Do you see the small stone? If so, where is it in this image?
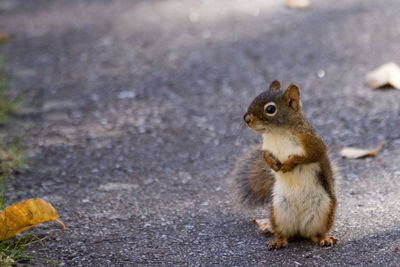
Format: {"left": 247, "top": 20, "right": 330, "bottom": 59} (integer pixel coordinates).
{"left": 117, "top": 91, "right": 136, "bottom": 99}
{"left": 178, "top": 171, "right": 192, "bottom": 181}
{"left": 346, "top": 173, "right": 357, "bottom": 180}
{"left": 90, "top": 94, "right": 100, "bottom": 101}
{"left": 184, "top": 224, "right": 194, "bottom": 230}
{"left": 143, "top": 178, "right": 153, "bottom": 185}
{"left": 317, "top": 69, "right": 326, "bottom": 78}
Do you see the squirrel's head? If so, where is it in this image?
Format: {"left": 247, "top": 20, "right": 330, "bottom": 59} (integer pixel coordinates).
{"left": 244, "top": 80, "right": 303, "bottom": 133}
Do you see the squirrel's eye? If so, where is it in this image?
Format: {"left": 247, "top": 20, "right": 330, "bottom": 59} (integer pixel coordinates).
{"left": 264, "top": 102, "right": 277, "bottom": 116}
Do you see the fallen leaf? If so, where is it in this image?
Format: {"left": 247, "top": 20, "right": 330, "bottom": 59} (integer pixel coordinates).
{"left": 366, "top": 62, "right": 400, "bottom": 89}
{"left": 285, "top": 0, "right": 310, "bottom": 9}
{"left": 0, "top": 198, "right": 65, "bottom": 240}
{"left": 339, "top": 141, "right": 384, "bottom": 159}
{"left": 0, "top": 33, "right": 10, "bottom": 43}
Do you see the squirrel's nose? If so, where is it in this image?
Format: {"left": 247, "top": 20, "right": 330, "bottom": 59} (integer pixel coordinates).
{"left": 244, "top": 113, "right": 253, "bottom": 124}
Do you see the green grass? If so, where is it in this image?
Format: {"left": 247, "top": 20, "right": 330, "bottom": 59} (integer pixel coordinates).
{"left": 0, "top": 143, "right": 31, "bottom": 266}
{"left": 0, "top": 237, "right": 32, "bottom": 266}
{"left": 0, "top": 57, "right": 20, "bottom": 124}
{"left": 0, "top": 143, "right": 30, "bottom": 266}
{"left": 0, "top": 143, "right": 27, "bottom": 206}
{"left": 0, "top": 144, "right": 26, "bottom": 175}
{"left": 0, "top": 54, "right": 32, "bottom": 266}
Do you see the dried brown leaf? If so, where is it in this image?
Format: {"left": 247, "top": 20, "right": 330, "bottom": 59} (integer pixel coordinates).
{"left": 366, "top": 62, "right": 400, "bottom": 89}
{"left": 0, "top": 198, "right": 65, "bottom": 240}
{"left": 339, "top": 141, "right": 384, "bottom": 159}
{"left": 285, "top": 0, "right": 310, "bottom": 9}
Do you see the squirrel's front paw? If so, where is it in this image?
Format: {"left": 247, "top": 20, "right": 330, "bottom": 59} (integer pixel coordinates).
{"left": 262, "top": 151, "right": 281, "bottom": 172}
{"left": 280, "top": 155, "right": 297, "bottom": 173}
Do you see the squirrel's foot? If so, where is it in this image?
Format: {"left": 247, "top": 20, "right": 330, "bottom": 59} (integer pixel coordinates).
{"left": 253, "top": 218, "right": 274, "bottom": 235}
{"left": 311, "top": 236, "right": 338, "bottom": 247}
{"left": 262, "top": 150, "right": 281, "bottom": 172}
{"left": 267, "top": 238, "right": 288, "bottom": 250}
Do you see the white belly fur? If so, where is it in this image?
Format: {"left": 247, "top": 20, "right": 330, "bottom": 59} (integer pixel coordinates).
{"left": 262, "top": 133, "right": 331, "bottom": 238}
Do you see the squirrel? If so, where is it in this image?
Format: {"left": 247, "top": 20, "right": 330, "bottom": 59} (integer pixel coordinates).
{"left": 232, "top": 80, "right": 337, "bottom": 250}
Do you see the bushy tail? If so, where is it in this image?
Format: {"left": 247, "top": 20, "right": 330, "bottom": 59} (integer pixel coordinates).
{"left": 230, "top": 145, "right": 275, "bottom": 206}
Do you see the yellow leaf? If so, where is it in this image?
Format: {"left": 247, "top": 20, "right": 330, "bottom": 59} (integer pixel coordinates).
{"left": 339, "top": 141, "right": 384, "bottom": 159}
{"left": 0, "top": 198, "right": 65, "bottom": 240}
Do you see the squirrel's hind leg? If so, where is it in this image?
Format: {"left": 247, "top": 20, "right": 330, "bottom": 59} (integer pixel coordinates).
{"left": 267, "top": 237, "right": 288, "bottom": 250}
{"left": 311, "top": 235, "right": 338, "bottom": 247}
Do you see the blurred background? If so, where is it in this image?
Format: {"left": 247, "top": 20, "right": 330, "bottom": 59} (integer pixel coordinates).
{"left": 0, "top": 0, "right": 400, "bottom": 265}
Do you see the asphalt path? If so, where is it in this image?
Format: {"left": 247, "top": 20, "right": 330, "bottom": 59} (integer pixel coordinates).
{"left": 1, "top": 0, "right": 400, "bottom": 265}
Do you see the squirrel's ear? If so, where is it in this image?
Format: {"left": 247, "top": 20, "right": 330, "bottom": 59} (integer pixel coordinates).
{"left": 283, "top": 84, "right": 300, "bottom": 111}
{"left": 269, "top": 80, "right": 282, "bottom": 90}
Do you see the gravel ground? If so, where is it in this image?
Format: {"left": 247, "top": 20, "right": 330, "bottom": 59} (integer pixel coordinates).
{"left": 1, "top": 0, "right": 400, "bottom": 266}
